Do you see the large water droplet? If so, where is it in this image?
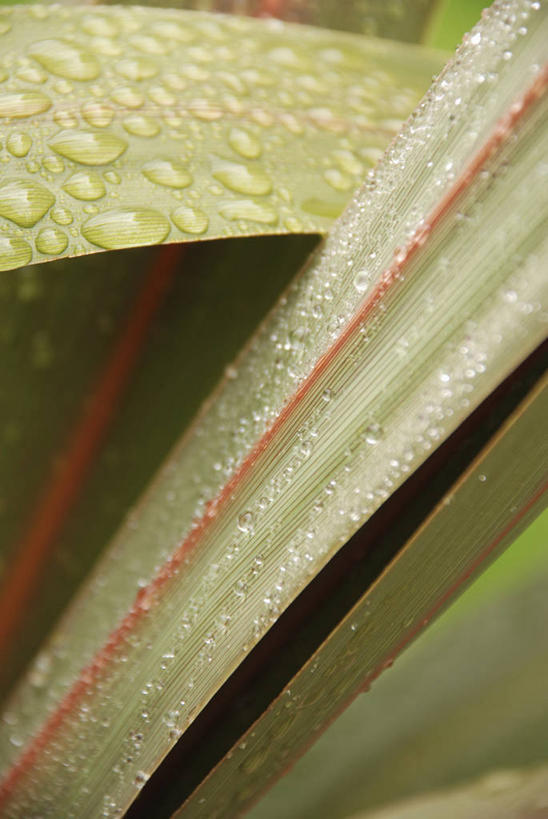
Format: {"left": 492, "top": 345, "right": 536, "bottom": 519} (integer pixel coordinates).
{"left": 218, "top": 199, "right": 277, "bottom": 225}
{"left": 28, "top": 39, "right": 100, "bottom": 82}
{"left": 82, "top": 208, "right": 170, "bottom": 249}
{"left": 0, "top": 179, "right": 54, "bottom": 227}
{"left": 0, "top": 236, "right": 32, "bottom": 271}
{"left": 6, "top": 132, "right": 32, "bottom": 157}
{"left": 212, "top": 157, "right": 272, "bottom": 196}
{"left": 171, "top": 206, "right": 208, "bottom": 234}
{"left": 123, "top": 115, "right": 160, "bottom": 138}
{"left": 324, "top": 168, "right": 352, "bottom": 191}
{"left": 63, "top": 171, "right": 106, "bottom": 201}
{"left": 228, "top": 127, "right": 262, "bottom": 159}
{"left": 50, "top": 130, "right": 127, "bottom": 165}
{"left": 35, "top": 226, "right": 68, "bottom": 255}
{"left": 142, "top": 159, "right": 192, "bottom": 189}
{"left": 115, "top": 57, "right": 158, "bottom": 81}
{"left": 0, "top": 91, "right": 51, "bottom": 118}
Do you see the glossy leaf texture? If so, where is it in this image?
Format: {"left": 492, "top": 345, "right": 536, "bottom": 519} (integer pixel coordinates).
{"left": 0, "top": 0, "right": 547, "bottom": 816}
{"left": 0, "top": 5, "right": 443, "bottom": 270}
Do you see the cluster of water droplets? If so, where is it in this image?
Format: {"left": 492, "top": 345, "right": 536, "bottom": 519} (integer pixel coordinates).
{"left": 0, "top": 5, "right": 437, "bottom": 270}
{"left": 1, "top": 1, "right": 547, "bottom": 816}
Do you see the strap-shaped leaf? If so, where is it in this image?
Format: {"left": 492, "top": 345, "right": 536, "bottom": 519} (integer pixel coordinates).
{"left": 0, "top": 0, "right": 546, "bottom": 816}
{"left": 0, "top": 5, "right": 443, "bottom": 270}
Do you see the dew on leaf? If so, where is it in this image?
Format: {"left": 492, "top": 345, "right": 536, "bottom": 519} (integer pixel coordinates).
{"left": 123, "top": 115, "right": 161, "bottom": 138}
{"left": 212, "top": 157, "right": 272, "bottom": 196}
{"left": 28, "top": 39, "right": 101, "bottom": 82}
{"left": 81, "top": 101, "right": 114, "bottom": 128}
{"left": 171, "top": 205, "right": 209, "bottom": 234}
{"left": 218, "top": 198, "right": 278, "bottom": 225}
{"left": 6, "top": 132, "right": 32, "bottom": 157}
{"left": 0, "top": 179, "right": 54, "bottom": 227}
{"left": 82, "top": 207, "right": 170, "bottom": 249}
{"left": 228, "top": 127, "right": 262, "bottom": 159}
{"left": 35, "top": 226, "right": 68, "bottom": 255}
{"left": 50, "top": 205, "right": 73, "bottom": 225}
{"left": 111, "top": 85, "right": 145, "bottom": 109}
{"left": 115, "top": 57, "right": 159, "bottom": 81}
{"left": 49, "top": 130, "right": 128, "bottom": 165}
{"left": 0, "top": 90, "right": 51, "bottom": 118}
{"left": 0, "top": 236, "right": 32, "bottom": 271}
{"left": 63, "top": 171, "right": 106, "bottom": 201}
{"left": 142, "top": 159, "right": 192, "bottom": 189}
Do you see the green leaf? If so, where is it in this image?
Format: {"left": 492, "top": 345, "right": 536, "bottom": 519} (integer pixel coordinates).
{"left": 0, "top": 5, "right": 443, "bottom": 269}
{"left": 0, "top": 1, "right": 546, "bottom": 816}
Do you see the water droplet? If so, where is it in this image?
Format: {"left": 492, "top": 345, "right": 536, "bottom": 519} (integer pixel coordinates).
{"left": 0, "top": 236, "right": 32, "bottom": 271}
{"left": 111, "top": 85, "right": 144, "bottom": 109}
{"left": 116, "top": 57, "right": 158, "bottom": 81}
{"left": 353, "top": 269, "right": 370, "bottom": 292}
{"left": 142, "top": 159, "right": 192, "bottom": 189}
{"left": 228, "top": 127, "right": 262, "bottom": 159}
{"left": 218, "top": 199, "right": 277, "bottom": 225}
{"left": 134, "top": 771, "right": 149, "bottom": 789}
{"left": 16, "top": 65, "right": 48, "bottom": 84}
{"left": 363, "top": 423, "right": 384, "bottom": 445}
{"left": 64, "top": 171, "right": 106, "bottom": 201}
{"left": 6, "top": 132, "right": 32, "bottom": 157}
{"left": 0, "top": 179, "right": 54, "bottom": 227}
{"left": 171, "top": 206, "right": 209, "bottom": 234}
{"left": 42, "top": 155, "right": 64, "bottom": 174}
{"left": 28, "top": 39, "right": 100, "bottom": 82}
{"left": 212, "top": 157, "right": 272, "bottom": 196}
{"left": 0, "top": 91, "right": 51, "bottom": 118}
{"left": 324, "top": 168, "right": 353, "bottom": 191}
{"left": 51, "top": 205, "right": 73, "bottom": 225}
{"left": 82, "top": 208, "right": 170, "bottom": 249}
{"left": 103, "top": 169, "right": 120, "bottom": 185}
{"left": 50, "top": 130, "right": 127, "bottom": 165}
{"left": 123, "top": 115, "right": 160, "bottom": 138}
{"left": 35, "top": 226, "right": 68, "bottom": 255}
{"left": 81, "top": 14, "right": 120, "bottom": 38}
{"left": 81, "top": 101, "right": 114, "bottom": 128}
{"left": 148, "top": 85, "right": 176, "bottom": 107}
{"left": 237, "top": 511, "right": 254, "bottom": 534}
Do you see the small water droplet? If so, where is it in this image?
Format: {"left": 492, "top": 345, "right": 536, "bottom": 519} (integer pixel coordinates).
{"left": 64, "top": 171, "right": 106, "bottom": 201}
{"left": 237, "top": 511, "right": 254, "bottom": 534}
{"left": 353, "top": 269, "right": 370, "bottom": 292}
{"left": 116, "top": 57, "right": 158, "bottom": 81}
{"left": 142, "top": 159, "right": 192, "bottom": 189}
{"left": 363, "top": 423, "right": 384, "bottom": 445}
{"left": 134, "top": 771, "right": 149, "bottom": 789}
{"left": 218, "top": 199, "right": 277, "bottom": 225}
{"left": 82, "top": 207, "right": 170, "bottom": 250}
{"left": 6, "top": 132, "right": 32, "bottom": 157}
{"left": 35, "top": 226, "right": 68, "bottom": 255}
{"left": 51, "top": 205, "right": 73, "bottom": 225}
{"left": 111, "top": 85, "right": 145, "bottom": 109}
{"left": 212, "top": 157, "right": 272, "bottom": 196}
{"left": 123, "top": 115, "right": 160, "bottom": 138}
{"left": 171, "top": 205, "right": 209, "bottom": 234}
{"left": 228, "top": 127, "right": 262, "bottom": 159}
{"left": 81, "top": 101, "right": 114, "bottom": 128}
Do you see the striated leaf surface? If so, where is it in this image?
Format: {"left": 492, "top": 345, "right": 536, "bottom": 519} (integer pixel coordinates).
{"left": 0, "top": 5, "right": 443, "bottom": 270}
{"left": 0, "top": 0, "right": 546, "bottom": 816}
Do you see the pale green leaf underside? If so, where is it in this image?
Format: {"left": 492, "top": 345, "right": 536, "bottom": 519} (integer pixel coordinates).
{"left": 0, "top": 5, "right": 443, "bottom": 271}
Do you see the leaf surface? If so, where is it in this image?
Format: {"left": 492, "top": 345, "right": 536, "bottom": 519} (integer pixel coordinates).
{"left": 0, "top": 5, "right": 443, "bottom": 270}
{"left": 0, "top": 0, "right": 546, "bottom": 816}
